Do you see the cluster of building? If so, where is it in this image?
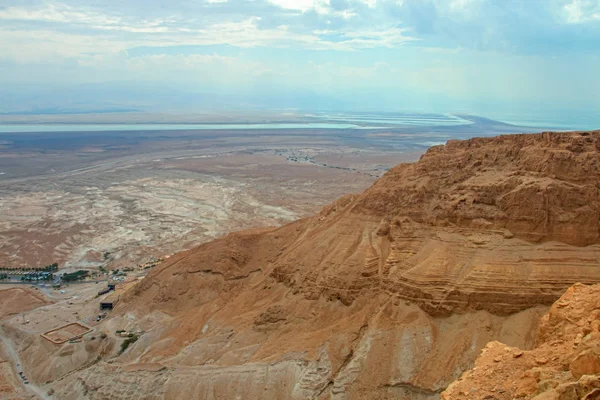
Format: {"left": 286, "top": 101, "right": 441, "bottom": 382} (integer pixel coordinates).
{"left": 98, "top": 279, "right": 140, "bottom": 310}
{"left": 20, "top": 271, "right": 55, "bottom": 282}
{"left": 138, "top": 257, "right": 164, "bottom": 270}
{"left": 97, "top": 283, "right": 116, "bottom": 296}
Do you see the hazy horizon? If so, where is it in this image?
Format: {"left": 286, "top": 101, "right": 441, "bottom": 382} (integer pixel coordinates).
{"left": 1, "top": 0, "right": 599, "bottom": 128}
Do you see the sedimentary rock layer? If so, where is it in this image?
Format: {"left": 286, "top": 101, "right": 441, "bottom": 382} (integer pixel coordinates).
{"left": 441, "top": 283, "right": 600, "bottom": 399}
{"left": 48, "top": 131, "right": 600, "bottom": 399}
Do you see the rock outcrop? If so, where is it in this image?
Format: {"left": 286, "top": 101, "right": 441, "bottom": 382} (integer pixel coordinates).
{"left": 270, "top": 131, "right": 600, "bottom": 315}
{"left": 48, "top": 131, "right": 600, "bottom": 399}
{"left": 355, "top": 132, "right": 600, "bottom": 246}
{"left": 441, "top": 283, "right": 600, "bottom": 400}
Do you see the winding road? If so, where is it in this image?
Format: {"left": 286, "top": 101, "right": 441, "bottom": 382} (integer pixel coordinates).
{"left": 0, "top": 325, "right": 51, "bottom": 399}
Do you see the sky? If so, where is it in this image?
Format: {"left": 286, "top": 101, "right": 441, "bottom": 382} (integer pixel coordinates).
{"left": 0, "top": 0, "right": 599, "bottom": 124}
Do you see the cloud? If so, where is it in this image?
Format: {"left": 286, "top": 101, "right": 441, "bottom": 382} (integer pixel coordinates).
{"left": 123, "top": 53, "right": 272, "bottom": 87}
{"left": 0, "top": 0, "right": 598, "bottom": 119}
{"left": 0, "top": 0, "right": 416, "bottom": 61}
{"left": 268, "top": 0, "right": 331, "bottom": 14}
{"left": 562, "top": 0, "right": 600, "bottom": 23}
{"left": 0, "top": 2, "right": 119, "bottom": 25}
{"left": 0, "top": 2, "right": 181, "bottom": 34}
{"left": 357, "top": 0, "right": 377, "bottom": 8}
{"left": 266, "top": 0, "right": 370, "bottom": 19}
{"left": 339, "top": 27, "right": 417, "bottom": 47}
{"left": 448, "top": 0, "right": 480, "bottom": 12}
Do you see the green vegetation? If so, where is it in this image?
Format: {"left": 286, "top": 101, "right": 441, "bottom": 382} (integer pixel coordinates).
{"left": 0, "top": 273, "right": 8, "bottom": 280}
{"left": 0, "top": 262, "right": 58, "bottom": 273}
{"left": 43, "top": 263, "right": 59, "bottom": 272}
{"left": 119, "top": 334, "right": 139, "bottom": 354}
{"left": 62, "top": 270, "right": 89, "bottom": 282}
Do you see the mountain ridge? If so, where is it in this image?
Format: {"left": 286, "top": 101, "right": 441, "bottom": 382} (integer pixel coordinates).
{"left": 47, "top": 130, "right": 600, "bottom": 399}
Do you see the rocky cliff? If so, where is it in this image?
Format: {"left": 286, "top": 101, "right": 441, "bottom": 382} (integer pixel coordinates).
{"left": 441, "top": 283, "right": 600, "bottom": 400}
{"left": 49, "top": 131, "right": 600, "bottom": 399}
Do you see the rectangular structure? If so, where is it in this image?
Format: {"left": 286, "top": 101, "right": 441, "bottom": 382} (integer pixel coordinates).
{"left": 41, "top": 322, "right": 93, "bottom": 344}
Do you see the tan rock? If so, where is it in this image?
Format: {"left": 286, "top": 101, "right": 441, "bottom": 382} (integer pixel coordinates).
{"left": 538, "top": 379, "right": 560, "bottom": 392}
{"left": 516, "top": 376, "right": 538, "bottom": 397}
{"left": 502, "top": 229, "right": 515, "bottom": 239}
{"left": 583, "top": 388, "right": 600, "bottom": 400}
{"left": 533, "top": 390, "right": 560, "bottom": 400}
{"left": 555, "top": 382, "right": 585, "bottom": 400}
{"left": 570, "top": 349, "right": 600, "bottom": 379}
{"left": 442, "top": 284, "right": 600, "bottom": 400}
{"left": 513, "top": 350, "right": 524, "bottom": 358}
{"left": 30, "top": 131, "right": 600, "bottom": 400}
{"left": 579, "top": 375, "right": 600, "bottom": 388}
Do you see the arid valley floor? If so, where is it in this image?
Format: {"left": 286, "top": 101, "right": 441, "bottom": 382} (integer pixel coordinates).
{"left": 0, "top": 113, "right": 523, "bottom": 271}
{"left": 0, "top": 131, "right": 400, "bottom": 271}
{"left": 1, "top": 114, "right": 581, "bottom": 400}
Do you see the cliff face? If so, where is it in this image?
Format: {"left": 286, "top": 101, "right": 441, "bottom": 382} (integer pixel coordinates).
{"left": 269, "top": 131, "right": 600, "bottom": 316}
{"left": 354, "top": 131, "right": 600, "bottom": 246}
{"left": 441, "top": 283, "right": 600, "bottom": 400}
{"left": 50, "top": 131, "right": 600, "bottom": 399}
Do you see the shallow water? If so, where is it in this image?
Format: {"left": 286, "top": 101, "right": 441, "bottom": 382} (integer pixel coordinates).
{"left": 0, "top": 123, "right": 362, "bottom": 133}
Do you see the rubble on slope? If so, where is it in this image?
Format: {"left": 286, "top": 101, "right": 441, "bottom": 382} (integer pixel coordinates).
{"left": 442, "top": 283, "right": 600, "bottom": 400}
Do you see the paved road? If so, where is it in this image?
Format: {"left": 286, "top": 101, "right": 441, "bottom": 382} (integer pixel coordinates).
{"left": 0, "top": 325, "right": 51, "bottom": 399}
{"left": 0, "top": 280, "right": 108, "bottom": 285}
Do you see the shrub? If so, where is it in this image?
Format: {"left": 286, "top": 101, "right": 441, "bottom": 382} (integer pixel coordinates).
{"left": 119, "top": 335, "right": 139, "bottom": 354}
{"left": 62, "top": 270, "right": 89, "bottom": 282}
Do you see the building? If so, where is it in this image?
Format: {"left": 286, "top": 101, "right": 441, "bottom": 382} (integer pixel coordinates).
{"left": 97, "top": 283, "right": 116, "bottom": 297}
{"left": 98, "top": 280, "right": 136, "bottom": 310}
{"left": 100, "top": 292, "right": 120, "bottom": 310}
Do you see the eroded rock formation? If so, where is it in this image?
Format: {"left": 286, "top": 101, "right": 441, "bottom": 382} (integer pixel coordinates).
{"left": 48, "top": 131, "right": 600, "bottom": 399}
{"left": 441, "top": 283, "right": 600, "bottom": 400}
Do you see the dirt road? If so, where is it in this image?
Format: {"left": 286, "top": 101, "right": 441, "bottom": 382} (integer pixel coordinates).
{"left": 0, "top": 325, "right": 51, "bottom": 399}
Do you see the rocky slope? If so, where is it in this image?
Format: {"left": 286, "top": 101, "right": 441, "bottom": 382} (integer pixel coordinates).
{"left": 441, "top": 283, "right": 600, "bottom": 400}
{"left": 46, "top": 131, "right": 600, "bottom": 399}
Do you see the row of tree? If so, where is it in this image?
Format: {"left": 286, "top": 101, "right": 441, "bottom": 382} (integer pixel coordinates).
{"left": 62, "top": 270, "right": 89, "bottom": 282}
{"left": 0, "top": 262, "right": 59, "bottom": 272}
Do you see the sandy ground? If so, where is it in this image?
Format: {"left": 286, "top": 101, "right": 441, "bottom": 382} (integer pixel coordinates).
{"left": 0, "top": 147, "right": 408, "bottom": 271}
{"left": 0, "top": 287, "right": 51, "bottom": 320}
{"left": 0, "top": 280, "right": 142, "bottom": 399}
{"left": 0, "top": 128, "right": 420, "bottom": 398}
{"left": 3, "top": 283, "right": 115, "bottom": 333}
{"left": 0, "top": 286, "right": 60, "bottom": 399}
{"left": 0, "top": 341, "right": 31, "bottom": 400}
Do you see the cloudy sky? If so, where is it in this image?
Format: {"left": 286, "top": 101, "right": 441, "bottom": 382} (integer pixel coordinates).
{"left": 1, "top": 0, "right": 599, "bottom": 122}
